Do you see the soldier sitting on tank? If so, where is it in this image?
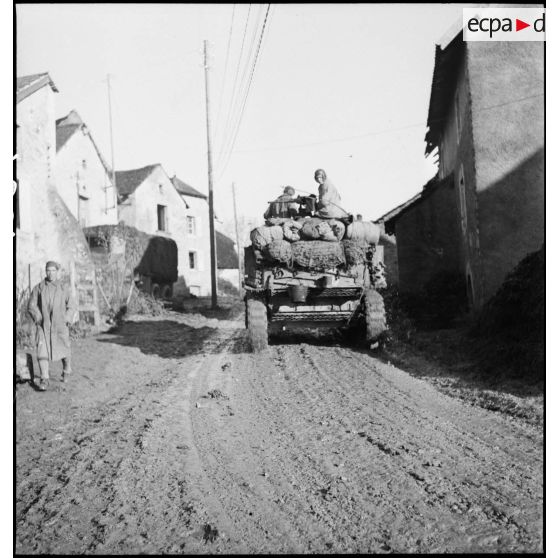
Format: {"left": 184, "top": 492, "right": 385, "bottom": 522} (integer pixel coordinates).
{"left": 264, "top": 186, "right": 299, "bottom": 220}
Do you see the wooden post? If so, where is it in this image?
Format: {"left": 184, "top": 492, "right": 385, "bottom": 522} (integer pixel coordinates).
{"left": 204, "top": 40, "right": 218, "bottom": 309}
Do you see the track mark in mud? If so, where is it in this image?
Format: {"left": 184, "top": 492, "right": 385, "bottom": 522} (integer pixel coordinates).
{"left": 17, "top": 312, "right": 542, "bottom": 554}
{"left": 357, "top": 432, "right": 401, "bottom": 456}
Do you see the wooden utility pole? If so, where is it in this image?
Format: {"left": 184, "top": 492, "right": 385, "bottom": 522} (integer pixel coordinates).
{"left": 106, "top": 74, "right": 117, "bottom": 213}
{"left": 231, "top": 182, "right": 243, "bottom": 297}
{"left": 204, "top": 40, "right": 218, "bottom": 309}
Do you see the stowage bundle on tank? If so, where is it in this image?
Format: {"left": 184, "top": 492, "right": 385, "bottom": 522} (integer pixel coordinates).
{"left": 250, "top": 225, "right": 284, "bottom": 250}
{"left": 345, "top": 220, "right": 380, "bottom": 244}
{"left": 291, "top": 240, "right": 346, "bottom": 270}
{"left": 299, "top": 218, "right": 337, "bottom": 242}
{"left": 342, "top": 239, "right": 368, "bottom": 266}
{"left": 263, "top": 239, "right": 293, "bottom": 264}
{"left": 282, "top": 220, "right": 303, "bottom": 242}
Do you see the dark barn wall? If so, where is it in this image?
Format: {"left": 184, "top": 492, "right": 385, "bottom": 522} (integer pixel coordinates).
{"left": 395, "top": 180, "right": 462, "bottom": 295}
{"left": 468, "top": 41, "right": 544, "bottom": 302}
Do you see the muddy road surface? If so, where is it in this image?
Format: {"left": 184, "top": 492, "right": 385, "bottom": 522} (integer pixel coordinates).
{"left": 16, "top": 306, "right": 543, "bottom": 554}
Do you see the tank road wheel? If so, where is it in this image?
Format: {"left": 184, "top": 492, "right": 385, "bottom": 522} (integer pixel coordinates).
{"left": 246, "top": 296, "right": 269, "bottom": 352}
{"left": 364, "top": 288, "right": 387, "bottom": 344}
{"left": 162, "top": 284, "right": 173, "bottom": 299}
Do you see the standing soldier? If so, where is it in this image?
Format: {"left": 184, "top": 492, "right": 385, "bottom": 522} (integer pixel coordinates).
{"left": 28, "top": 261, "right": 77, "bottom": 391}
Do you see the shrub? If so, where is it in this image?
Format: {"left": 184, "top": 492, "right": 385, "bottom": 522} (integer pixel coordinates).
{"left": 15, "top": 287, "right": 34, "bottom": 350}
{"left": 380, "top": 285, "right": 417, "bottom": 342}
{"left": 470, "top": 246, "right": 544, "bottom": 381}
{"left": 218, "top": 277, "right": 240, "bottom": 297}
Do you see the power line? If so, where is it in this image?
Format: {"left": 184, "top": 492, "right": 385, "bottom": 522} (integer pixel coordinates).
{"left": 216, "top": 5, "right": 263, "bottom": 171}
{"left": 213, "top": 4, "right": 236, "bottom": 144}
{"left": 217, "top": 4, "right": 272, "bottom": 179}
{"left": 218, "top": 4, "right": 252, "bottom": 163}
{"left": 214, "top": 90, "right": 543, "bottom": 156}
{"left": 216, "top": 5, "right": 265, "bottom": 171}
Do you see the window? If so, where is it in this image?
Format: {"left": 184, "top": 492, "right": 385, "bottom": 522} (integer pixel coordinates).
{"left": 78, "top": 195, "right": 89, "bottom": 227}
{"left": 189, "top": 251, "right": 197, "bottom": 270}
{"left": 82, "top": 159, "right": 87, "bottom": 170}
{"left": 157, "top": 204, "right": 168, "bottom": 231}
{"left": 187, "top": 216, "right": 196, "bottom": 235}
{"left": 159, "top": 184, "right": 164, "bottom": 195}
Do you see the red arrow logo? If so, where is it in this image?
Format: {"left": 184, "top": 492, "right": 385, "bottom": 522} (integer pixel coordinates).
{"left": 516, "top": 19, "right": 530, "bottom": 31}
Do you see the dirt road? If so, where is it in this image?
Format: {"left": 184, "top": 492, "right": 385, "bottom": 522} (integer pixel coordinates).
{"left": 15, "top": 306, "right": 543, "bottom": 554}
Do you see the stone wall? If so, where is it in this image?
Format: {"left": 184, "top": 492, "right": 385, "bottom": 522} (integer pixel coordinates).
{"left": 468, "top": 41, "right": 544, "bottom": 302}
{"left": 16, "top": 84, "right": 94, "bottom": 298}
{"left": 394, "top": 179, "right": 463, "bottom": 296}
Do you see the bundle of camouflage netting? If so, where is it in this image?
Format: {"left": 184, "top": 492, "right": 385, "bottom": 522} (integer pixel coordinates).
{"left": 328, "top": 219, "right": 346, "bottom": 241}
{"left": 250, "top": 225, "right": 284, "bottom": 250}
{"left": 263, "top": 239, "right": 293, "bottom": 265}
{"left": 342, "top": 239, "right": 367, "bottom": 266}
{"left": 266, "top": 217, "right": 291, "bottom": 227}
{"left": 282, "top": 220, "right": 303, "bottom": 242}
{"left": 299, "top": 218, "right": 337, "bottom": 242}
{"left": 291, "top": 241, "right": 346, "bottom": 270}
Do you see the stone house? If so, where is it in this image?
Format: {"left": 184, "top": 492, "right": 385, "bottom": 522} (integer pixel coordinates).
{"left": 55, "top": 110, "right": 118, "bottom": 227}
{"left": 116, "top": 164, "right": 193, "bottom": 295}
{"left": 170, "top": 176, "right": 212, "bottom": 297}
{"left": 381, "top": 28, "right": 544, "bottom": 312}
{"left": 16, "top": 73, "right": 98, "bottom": 323}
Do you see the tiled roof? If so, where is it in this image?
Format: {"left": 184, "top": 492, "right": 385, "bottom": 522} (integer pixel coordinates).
{"left": 56, "top": 123, "right": 81, "bottom": 152}
{"left": 115, "top": 164, "right": 160, "bottom": 196}
{"left": 56, "top": 109, "right": 83, "bottom": 127}
{"left": 56, "top": 110, "right": 112, "bottom": 176}
{"left": 16, "top": 73, "right": 58, "bottom": 103}
{"left": 171, "top": 176, "right": 207, "bottom": 199}
{"left": 375, "top": 191, "right": 423, "bottom": 225}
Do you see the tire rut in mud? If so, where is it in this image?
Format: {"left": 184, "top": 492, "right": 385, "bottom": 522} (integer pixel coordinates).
{"left": 16, "top": 316, "right": 542, "bottom": 554}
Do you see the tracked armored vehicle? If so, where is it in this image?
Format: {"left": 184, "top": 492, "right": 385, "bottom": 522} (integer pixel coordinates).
{"left": 243, "top": 197, "right": 387, "bottom": 351}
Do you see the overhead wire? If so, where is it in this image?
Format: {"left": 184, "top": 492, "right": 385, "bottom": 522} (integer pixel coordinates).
{"left": 215, "top": 90, "right": 544, "bottom": 156}
{"left": 216, "top": 5, "right": 263, "bottom": 171}
{"left": 216, "top": 4, "right": 265, "bottom": 171}
{"left": 217, "top": 4, "right": 272, "bottom": 180}
{"left": 217, "top": 3, "right": 252, "bottom": 166}
{"left": 213, "top": 4, "right": 236, "bottom": 145}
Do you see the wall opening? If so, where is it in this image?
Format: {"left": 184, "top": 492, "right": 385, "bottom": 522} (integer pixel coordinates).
{"left": 78, "top": 195, "right": 89, "bottom": 227}
{"left": 189, "top": 251, "right": 197, "bottom": 270}
{"left": 157, "top": 204, "right": 168, "bottom": 231}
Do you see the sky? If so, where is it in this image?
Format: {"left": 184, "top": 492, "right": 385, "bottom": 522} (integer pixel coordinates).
{"left": 17, "top": 3, "right": 469, "bottom": 226}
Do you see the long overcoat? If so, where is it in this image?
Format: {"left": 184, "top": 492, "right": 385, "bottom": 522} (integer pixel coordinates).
{"left": 28, "top": 280, "right": 77, "bottom": 361}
